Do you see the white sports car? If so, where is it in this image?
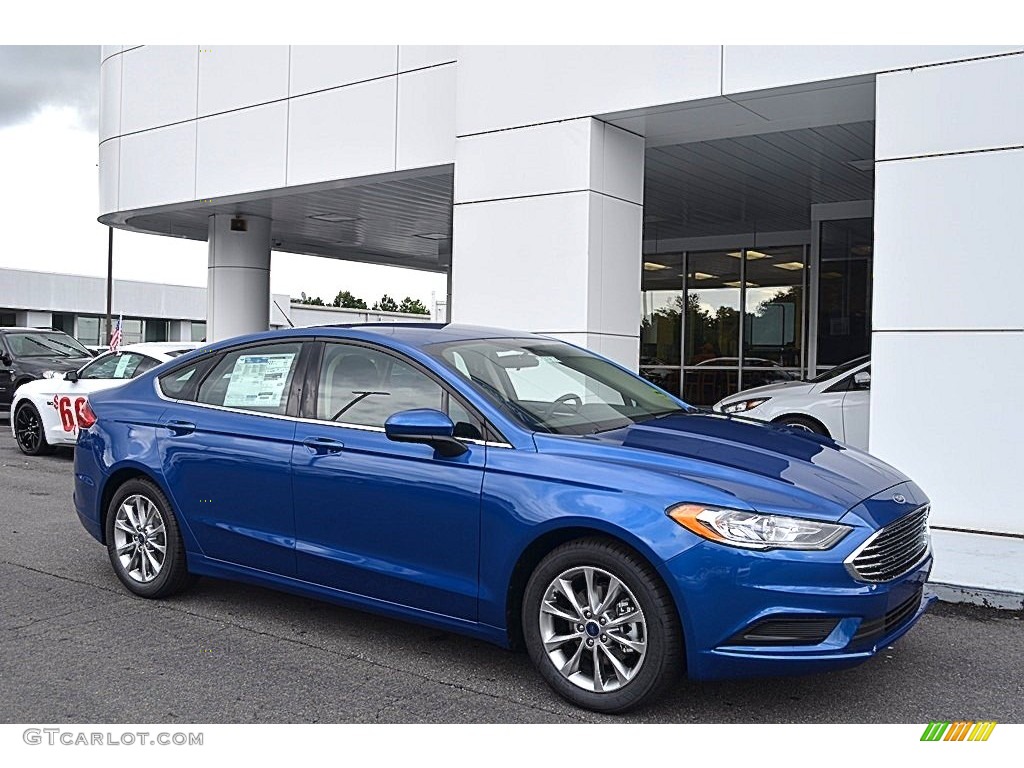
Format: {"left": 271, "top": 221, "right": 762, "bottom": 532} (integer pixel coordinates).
{"left": 712, "top": 356, "right": 871, "bottom": 450}
{"left": 11, "top": 342, "right": 200, "bottom": 455}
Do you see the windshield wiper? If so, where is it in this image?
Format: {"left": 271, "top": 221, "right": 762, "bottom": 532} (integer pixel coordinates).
{"left": 330, "top": 390, "right": 390, "bottom": 421}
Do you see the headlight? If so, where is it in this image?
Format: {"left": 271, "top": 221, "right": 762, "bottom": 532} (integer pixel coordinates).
{"left": 722, "top": 397, "right": 769, "bottom": 414}
{"left": 41, "top": 370, "right": 61, "bottom": 379}
{"left": 667, "top": 503, "right": 851, "bottom": 550}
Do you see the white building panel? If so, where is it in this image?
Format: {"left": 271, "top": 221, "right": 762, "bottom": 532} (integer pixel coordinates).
{"left": 399, "top": 45, "right": 457, "bottom": 72}
{"left": 289, "top": 45, "right": 397, "bottom": 97}
{"left": 286, "top": 78, "right": 398, "bottom": 186}
{"left": 119, "top": 122, "right": 196, "bottom": 210}
{"left": 869, "top": 329, "right": 1023, "bottom": 535}
{"left": 98, "top": 139, "right": 119, "bottom": 215}
{"left": 455, "top": 46, "right": 722, "bottom": 136}
{"left": 100, "top": 45, "right": 123, "bottom": 61}
{"left": 453, "top": 192, "right": 593, "bottom": 331}
{"left": 722, "top": 45, "right": 1022, "bottom": 94}
{"left": 196, "top": 102, "right": 288, "bottom": 200}
{"left": 874, "top": 148, "right": 1024, "bottom": 331}
{"left": 98, "top": 55, "right": 122, "bottom": 142}
{"left": 120, "top": 46, "right": 198, "bottom": 134}
{"left": 197, "top": 45, "right": 289, "bottom": 117}
{"left": 396, "top": 64, "right": 456, "bottom": 170}
{"left": 876, "top": 54, "right": 1024, "bottom": 160}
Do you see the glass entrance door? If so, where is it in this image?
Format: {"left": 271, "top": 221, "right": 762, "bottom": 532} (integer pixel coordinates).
{"left": 814, "top": 218, "right": 873, "bottom": 373}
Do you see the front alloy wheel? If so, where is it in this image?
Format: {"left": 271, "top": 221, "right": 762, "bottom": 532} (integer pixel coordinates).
{"left": 523, "top": 538, "right": 683, "bottom": 713}
{"left": 14, "top": 402, "right": 53, "bottom": 456}
{"left": 538, "top": 566, "right": 648, "bottom": 693}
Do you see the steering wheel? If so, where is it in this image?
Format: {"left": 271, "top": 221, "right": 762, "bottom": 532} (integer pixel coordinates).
{"left": 541, "top": 393, "right": 583, "bottom": 420}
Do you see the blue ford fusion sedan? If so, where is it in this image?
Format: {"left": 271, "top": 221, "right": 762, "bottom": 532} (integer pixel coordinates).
{"left": 73, "top": 324, "right": 933, "bottom": 712}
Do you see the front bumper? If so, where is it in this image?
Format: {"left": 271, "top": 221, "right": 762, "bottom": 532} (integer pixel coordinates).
{"left": 662, "top": 526, "right": 934, "bottom": 681}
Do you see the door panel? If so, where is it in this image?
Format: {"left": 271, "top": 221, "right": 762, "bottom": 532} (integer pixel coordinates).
{"left": 842, "top": 389, "right": 870, "bottom": 450}
{"left": 291, "top": 340, "right": 486, "bottom": 620}
{"left": 292, "top": 425, "right": 484, "bottom": 620}
{"left": 156, "top": 341, "right": 305, "bottom": 575}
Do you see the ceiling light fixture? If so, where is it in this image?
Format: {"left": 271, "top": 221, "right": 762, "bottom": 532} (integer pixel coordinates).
{"left": 643, "top": 262, "right": 671, "bottom": 271}
{"left": 727, "top": 250, "right": 770, "bottom": 260}
{"left": 692, "top": 272, "right": 717, "bottom": 280}
{"left": 772, "top": 262, "right": 805, "bottom": 271}
{"left": 414, "top": 233, "right": 450, "bottom": 240}
{"left": 723, "top": 280, "right": 759, "bottom": 288}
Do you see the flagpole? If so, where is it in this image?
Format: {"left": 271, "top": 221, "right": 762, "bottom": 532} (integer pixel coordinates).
{"left": 105, "top": 226, "right": 114, "bottom": 343}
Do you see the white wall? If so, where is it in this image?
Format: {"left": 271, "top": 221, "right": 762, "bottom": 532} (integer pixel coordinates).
{"left": 872, "top": 53, "right": 1024, "bottom": 590}
{"left": 100, "top": 46, "right": 457, "bottom": 214}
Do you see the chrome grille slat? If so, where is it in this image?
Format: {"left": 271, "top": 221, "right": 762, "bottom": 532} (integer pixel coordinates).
{"left": 856, "top": 532, "right": 929, "bottom": 565}
{"left": 848, "top": 505, "right": 930, "bottom": 582}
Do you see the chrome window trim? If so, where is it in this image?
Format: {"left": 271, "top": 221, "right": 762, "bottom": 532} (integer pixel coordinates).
{"left": 152, "top": 377, "right": 515, "bottom": 449}
{"left": 843, "top": 504, "right": 931, "bottom": 583}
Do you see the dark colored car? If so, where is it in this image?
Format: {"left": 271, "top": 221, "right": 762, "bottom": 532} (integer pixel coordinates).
{"left": 0, "top": 328, "right": 94, "bottom": 416}
{"left": 73, "top": 324, "right": 933, "bottom": 712}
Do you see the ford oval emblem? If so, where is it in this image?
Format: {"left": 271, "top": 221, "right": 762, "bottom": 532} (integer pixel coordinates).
{"left": 892, "top": 493, "right": 907, "bottom": 504}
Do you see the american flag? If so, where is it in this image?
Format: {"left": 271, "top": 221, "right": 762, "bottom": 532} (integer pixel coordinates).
{"left": 109, "top": 315, "right": 123, "bottom": 353}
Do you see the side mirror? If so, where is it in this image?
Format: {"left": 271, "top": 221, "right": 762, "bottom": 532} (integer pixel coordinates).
{"left": 384, "top": 408, "right": 467, "bottom": 457}
{"left": 64, "top": 370, "right": 79, "bottom": 382}
{"left": 0, "top": 352, "right": 11, "bottom": 366}
{"left": 853, "top": 371, "right": 871, "bottom": 389}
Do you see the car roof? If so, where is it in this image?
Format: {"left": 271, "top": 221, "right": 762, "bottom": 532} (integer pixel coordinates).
{"left": 0, "top": 327, "right": 74, "bottom": 333}
{"left": 299, "top": 323, "right": 547, "bottom": 348}
{"left": 99, "top": 342, "right": 203, "bottom": 358}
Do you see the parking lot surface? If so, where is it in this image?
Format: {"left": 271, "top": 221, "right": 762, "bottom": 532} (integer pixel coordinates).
{"left": 1, "top": 428, "right": 1021, "bottom": 724}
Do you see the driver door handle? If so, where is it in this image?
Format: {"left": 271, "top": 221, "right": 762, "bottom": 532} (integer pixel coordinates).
{"left": 163, "top": 419, "right": 196, "bottom": 436}
{"left": 302, "top": 436, "right": 345, "bottom": 455}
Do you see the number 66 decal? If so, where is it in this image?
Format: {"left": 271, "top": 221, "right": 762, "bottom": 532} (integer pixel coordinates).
{"left": 55, "top": 395, "right": 87, "bottom": 432}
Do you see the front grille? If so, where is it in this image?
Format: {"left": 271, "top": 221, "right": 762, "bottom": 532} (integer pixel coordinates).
{"left": 848, "top": 505, "right": 930, "bottom": 582}
{"left": 852, "top": 586, "right": 924, "bottom": 645}
{"left": 727, "top": 617, "right": 838, "bottom": 646}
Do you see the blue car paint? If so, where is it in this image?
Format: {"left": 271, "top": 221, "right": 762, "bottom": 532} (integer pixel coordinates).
{"left": 74, "top": 324, "right": 933, "bottom": 681}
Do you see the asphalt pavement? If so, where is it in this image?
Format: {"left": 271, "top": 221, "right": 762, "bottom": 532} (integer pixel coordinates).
{"left": 1, "top": 426, "right": 1021, "bottom": 724}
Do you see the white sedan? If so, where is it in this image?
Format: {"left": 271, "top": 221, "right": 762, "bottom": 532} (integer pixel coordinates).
{"left": 11, "top": 342, "right": 200, "bottom": 455}
{"left": 712, "top": 356, "right": 871, "bottom": 450}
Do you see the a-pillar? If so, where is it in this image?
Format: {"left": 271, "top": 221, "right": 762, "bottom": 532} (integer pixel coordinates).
{"left": 451, "top": 118, "right": 644, "bottom": 368}
{"left": 206, "top": 214, "right": 271, "bottom": 342}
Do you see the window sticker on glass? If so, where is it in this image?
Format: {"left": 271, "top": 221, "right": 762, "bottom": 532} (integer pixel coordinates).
{"left": 113, "top": 354, "right": 133, "bottom": 379}
{"left": 223, "top": 353, "right": 295, "bottom": 408}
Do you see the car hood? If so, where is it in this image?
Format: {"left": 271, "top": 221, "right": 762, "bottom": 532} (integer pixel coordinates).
{"left": 18, "top": 355, "right": 91, "bottom": 374}
{"left": 716, "top": 379, "right": 812, "bottom": 404}
{"left": 566, "top": 412, "right": 907, "bottom": 521}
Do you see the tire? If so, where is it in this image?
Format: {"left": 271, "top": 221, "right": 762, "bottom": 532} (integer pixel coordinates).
{"left": 775, "top": 414, "right": 829, "bottom": 437}
{"left": 522, "top": 537, "right": 684, "bottom": 713}
{"left": 104, "top": 478, "right": 195, "bottom": 598}
{"left": 13, "top": 401, "right": 54, "bottom": 456}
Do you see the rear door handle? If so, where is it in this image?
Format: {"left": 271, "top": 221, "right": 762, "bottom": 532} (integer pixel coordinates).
{"left": 163, "top": 419, "right": 196, "bottom": 436}
{"left": 302, "top": 436, "right": 344, "bottom": 455}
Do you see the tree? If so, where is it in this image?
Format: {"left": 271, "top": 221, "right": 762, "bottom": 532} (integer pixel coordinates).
{"left": 373, "top": 294, "right": 399, "bottom": 312}
{"left": 398, "top": 296, "right": 429, "bottom": 315}
{"left": 333, "top": 290, "right": 368, "bottom": 309}
{"left": 292, "top": 292, "right": 325, "bottom": 306}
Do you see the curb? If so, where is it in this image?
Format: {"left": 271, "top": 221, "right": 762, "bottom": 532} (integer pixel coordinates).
{"left": 928, "top": 581, "right": 1024, "bottom": 611}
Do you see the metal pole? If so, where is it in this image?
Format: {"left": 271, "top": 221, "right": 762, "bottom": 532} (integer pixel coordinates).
{"left": 105, "top": 226, "right": 113, "bottom": 342}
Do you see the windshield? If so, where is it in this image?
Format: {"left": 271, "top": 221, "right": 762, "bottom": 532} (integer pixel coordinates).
{"left": 426, "top": 337, "right": 691, "bottom": 435}
{"left": 808, "top": 355, "right": 870, "bottom": 384}
{"left": 5, "top": 332, "right": 92, "bottom": 358}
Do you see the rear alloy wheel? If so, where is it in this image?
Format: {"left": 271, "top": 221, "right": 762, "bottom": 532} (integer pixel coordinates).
{"left": 523, "top": 538, "right": 683, "bottom": 713}
{"left": 14, "top": 402, "right": 53, "bottom": 456}
{"left": 105, "top": 478, "right": 195, "bottom": 598}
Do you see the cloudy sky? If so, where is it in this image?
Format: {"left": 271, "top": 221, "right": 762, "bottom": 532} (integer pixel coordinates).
{"left": 0, "top": 45, "right": 446, "bottom": 307}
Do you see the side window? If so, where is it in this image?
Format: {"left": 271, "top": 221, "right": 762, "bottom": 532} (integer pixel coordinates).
{"left": 317, "top": 343, "right": 483, "bottom": 439}
{"left": 196, "top": 343, "right": 302, "bottom": 415}
{"left": 132, "top": 357, "right": 160, "bottom": 377}
{"left": 159, "top": 361, "right": 205, "bottom": 399}
{"left": 81, "top": 352, "right": 149, "bottom": 380}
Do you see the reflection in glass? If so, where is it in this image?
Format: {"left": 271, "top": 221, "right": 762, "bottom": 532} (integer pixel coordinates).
{"left": 743, "top": 245, "right": 805, "bottom": 380}
{"left": 817, "top": 218, "right": 873, "bottom": 369}
{"left": 683, "top": 251, "right": 740, "bottom": 405}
